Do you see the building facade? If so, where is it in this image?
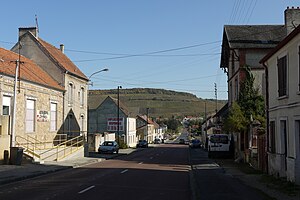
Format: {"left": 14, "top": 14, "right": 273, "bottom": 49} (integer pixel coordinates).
{"left": 88, "top": 96, "right": 137, "bottom": 147}
{"left": 260, "top": 11, "right": 300, "bottom": 183}
{"left": 220, "top": 24, "right": 286, "bottom": 162}
{"left": 0, "top": 47, "right": 64, "bottom": 162}
{"left": 11, "top": 27, "right": 88, "bottom": 137}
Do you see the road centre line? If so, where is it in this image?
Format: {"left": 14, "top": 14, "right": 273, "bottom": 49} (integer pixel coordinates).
{"left": 120, "top": 169, "right": 128, "bottom": 174}
{"left": 78, "top": 185, "right": 95, "bottom": 194}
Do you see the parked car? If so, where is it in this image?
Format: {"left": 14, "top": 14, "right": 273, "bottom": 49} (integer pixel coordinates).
{"left": 189, "top": 139, "right": 201, "bottom": 148}
{"left": 136, "top": 140, "right": 148, "bottom": 148}
{"left": 98, "top": 141, "right": 119, "bottom": 154}
{"left": 153, "top": 138, "right": 161, "bottom": 144}
{"left": 179, "top": 138, "right": 185, "bottom": 144}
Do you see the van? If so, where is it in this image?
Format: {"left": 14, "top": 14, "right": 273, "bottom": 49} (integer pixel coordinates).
{"left": 208, "top": 134, "right": 232, "bottom": 158}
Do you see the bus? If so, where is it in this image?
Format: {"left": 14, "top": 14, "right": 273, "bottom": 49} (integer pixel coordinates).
{"left": 208, "top": 134, "right": 233, "bottom": 158}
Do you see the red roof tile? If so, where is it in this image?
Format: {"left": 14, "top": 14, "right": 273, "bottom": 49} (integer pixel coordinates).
{"left": 38, "top": 39, "right": 88, "bottom": 80}
{"left": 0, "top": 47, "right": 64, "bottom": 91}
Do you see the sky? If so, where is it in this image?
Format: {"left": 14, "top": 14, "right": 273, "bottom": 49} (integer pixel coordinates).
{"left": 1, "top": 0, "right": 299, "bottom": 100}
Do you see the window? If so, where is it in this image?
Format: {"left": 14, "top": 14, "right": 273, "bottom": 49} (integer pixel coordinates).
{"left": 229, "top": 81, "right": 233, "bottom": 104}
{"left": 295, "top": 120, "right": 300, "bottom": 155}
{"left": 234, "top": 78, "right": 238, "bottom": 101}
{"left": 280, "top": 119, "right": 288, "bottom": 170}
{"left": 50, "top": 103, "right": 57, "bottom": 131}
{"left": 80, "top": 114, "right": 84, "bottom": 134}
{"left": 68, "top": 83, "right": 74, "bottom": 105}
{"left": 80, "top": 87, "right": 84, "bottom": 107}
{"left": 299, "top": 46, "right": 300, "bottom": 91}
{"left": 277, "top": 56, "right": 287, "bottom": 97}
{"left": 26, "top": 99, "right": 35, "bottom": 133}
{"left": 2, "top": 96, "right": 11, "bottom": 115}
{"left": 270, "top": 121, "right": 276, "bottom": 153}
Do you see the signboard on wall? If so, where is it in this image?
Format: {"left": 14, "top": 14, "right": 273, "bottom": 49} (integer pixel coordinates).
{"left": 107, "top": 117, "right": 124, "bottom": 131}
{"left": 37, "top": 110, "right": 49, "bottom": 122}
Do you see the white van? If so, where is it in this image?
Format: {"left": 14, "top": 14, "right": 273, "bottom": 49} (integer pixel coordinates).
{"left": 208, "top": 134, "right": 232, "bottom": 158}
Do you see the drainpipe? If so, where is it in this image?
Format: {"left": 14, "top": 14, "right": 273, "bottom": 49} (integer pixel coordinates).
{"left": 262, "top": 62, "right": 269, "bottom": 174}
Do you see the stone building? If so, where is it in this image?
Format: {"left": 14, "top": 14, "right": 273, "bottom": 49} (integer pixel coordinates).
{"left": 11, "top": 27, "right": 89, "bottom": 138}
{"left": 0, "top": 47, "right": 64, "bottom": 162}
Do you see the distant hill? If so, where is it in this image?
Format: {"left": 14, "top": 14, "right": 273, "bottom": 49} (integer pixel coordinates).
{"left": 88, "top": 88, "right": 227, "bottom": 119}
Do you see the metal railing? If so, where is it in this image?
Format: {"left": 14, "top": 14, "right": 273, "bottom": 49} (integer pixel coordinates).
{"left": 41, "top": 135, "right": 84, "bottom": 161}
{"left": 15, "top": 134, "right": 80, "bottom": 162}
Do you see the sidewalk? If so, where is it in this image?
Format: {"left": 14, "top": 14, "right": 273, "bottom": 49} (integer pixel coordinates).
{"left": 215, "top": 159, "right": 300, "bottom": 200}
{"left": 0, "top": 148, "right": 136, "bottom": 186}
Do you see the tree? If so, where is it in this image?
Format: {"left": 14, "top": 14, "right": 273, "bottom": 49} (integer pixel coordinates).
{"left": 224, "top": 65, "right": 265, "bottom": 132}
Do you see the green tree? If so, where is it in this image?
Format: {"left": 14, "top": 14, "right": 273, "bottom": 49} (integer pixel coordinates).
{"left": 224, "top": 65, "right": 265, "bottom": 131}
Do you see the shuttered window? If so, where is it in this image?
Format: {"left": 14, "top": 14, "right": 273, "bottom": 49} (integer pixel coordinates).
{"left": 277, "top": 56, "right": 287, "bottom": 97}
{"left": 270, "top": 121, "right": 276, "bottom": 153}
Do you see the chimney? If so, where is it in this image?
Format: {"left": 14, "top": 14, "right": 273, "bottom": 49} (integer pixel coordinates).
{"left": 60, "top": 44, "right": 65, "bottom": 54}
{"left": 285, "top": 7, "right": 300, "bottom": 35}
{"left": 19, "top": 27, "right": 38, "bottom": 39}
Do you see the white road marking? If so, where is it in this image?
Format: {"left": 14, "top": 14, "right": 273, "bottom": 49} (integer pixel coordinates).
{"left": 78, "top": 185, "right": 95, "bottom": 194}
{"left": 138, "top": 162, "right": 143, "bottom": 164}
{"left": 121, "top": 169, "right": 128, "bottom": 174}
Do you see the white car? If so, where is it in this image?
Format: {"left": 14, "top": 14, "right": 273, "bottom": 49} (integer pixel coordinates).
{"left": 98, "top": 141, "right": 119, "bottom": 154}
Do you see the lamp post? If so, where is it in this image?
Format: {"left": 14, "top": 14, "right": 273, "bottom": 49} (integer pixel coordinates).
{"left": 88, "top": 68, "right": 109, "bottom": 86}
{"left": 117, "top": 86, "right": 122, "bottom": 145}
{"left": 87, "top": 68, "right": 108, "bottom": 155}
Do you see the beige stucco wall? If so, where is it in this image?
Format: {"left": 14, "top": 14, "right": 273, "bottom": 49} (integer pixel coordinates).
{"left": 265, "top": 33, "right": 300, "bottom": 184}
{"left": 63, "top": 74, "right": 88, "bottom": 134}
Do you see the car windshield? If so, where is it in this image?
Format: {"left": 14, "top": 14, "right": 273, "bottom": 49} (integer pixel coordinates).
{"left": 139, "top": 140, "right": 146, "bottom": 143}
{"left": 210, "top": 135, "right": 228, "bottom": 144}
{"left": 103, "top": 142, "right": 114, "bottom": 146}
{"left": 192, "top": 140, "right": 200, "bottom": 143}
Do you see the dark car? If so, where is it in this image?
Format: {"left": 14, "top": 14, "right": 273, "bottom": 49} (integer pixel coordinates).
{"left": 153, "top": 138, "right": 161, "bottom": 144}
{"left": 189, "top": 139, "right": 201, "bottom": 148}
{"left": 136, "top": 140, "right": 148, "bottom": 148}
{"left": 98, "top": 141, "right": 119, "bottom": 154}
{"left": 179, "top": 138, "right": 185, "bottom": 144}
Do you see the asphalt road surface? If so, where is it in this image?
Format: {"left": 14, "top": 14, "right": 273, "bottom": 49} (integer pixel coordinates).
{"left": 0, "top": 144, "right": 190, "bottom": 200}
{"left": 0, "top": 141, "right": 271, "bottom": 200}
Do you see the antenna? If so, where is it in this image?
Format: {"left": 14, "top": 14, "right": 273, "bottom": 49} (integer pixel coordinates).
{"left": 35, "top": 14, "right": 39, "bottom": 33}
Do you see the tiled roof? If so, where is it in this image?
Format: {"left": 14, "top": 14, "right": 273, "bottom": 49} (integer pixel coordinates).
{"left": 38, "top": 39, "right": 88, "bottom": 80}
{"left": 224, "top": 25, "right": 286, "bottom": 49}
{"left": 0, "top": 47, "right": 64, "bottom": 91}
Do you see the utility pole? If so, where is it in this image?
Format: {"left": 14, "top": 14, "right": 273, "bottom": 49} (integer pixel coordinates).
{"left": 146, "top": 108, "right": 149, "bottom": 142}
{"left": 117, "top": 86, "right": 122, "bottom": 145}
{"left": 214, "top": 83, "right": 218, "bottom": 113}
{"left": 11, "top": 59, "right": 23, "bottom": 147}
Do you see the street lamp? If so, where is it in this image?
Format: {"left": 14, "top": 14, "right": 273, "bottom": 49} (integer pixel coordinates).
{"left": 88, "top": 68, "right": 109, "bottom": 86}
{"left": 86, "top": 68, "right": 108, "bottom": 156}
{"left": 117, "top": 86, "right": 122, "bottom": 145}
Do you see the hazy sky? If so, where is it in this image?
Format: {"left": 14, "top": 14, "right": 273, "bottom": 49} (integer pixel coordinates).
{"left": 1, "top": 0, "right": 299, "bottom": 99}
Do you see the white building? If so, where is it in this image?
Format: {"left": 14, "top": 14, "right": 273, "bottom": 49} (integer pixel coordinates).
{"left": 260, "top": 7, "right": 300, "bottom": 184}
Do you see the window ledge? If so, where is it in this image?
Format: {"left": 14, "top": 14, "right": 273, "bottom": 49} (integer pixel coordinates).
{"left": 277, "top": 95, "right": 288, "bottom": 100}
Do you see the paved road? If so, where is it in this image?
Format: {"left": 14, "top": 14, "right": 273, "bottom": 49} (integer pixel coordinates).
{"left": 0, "top": 144, "right": 191, "bottom": 200}
{"left": 189, "top": 147, "right": 271, "bottom": 200}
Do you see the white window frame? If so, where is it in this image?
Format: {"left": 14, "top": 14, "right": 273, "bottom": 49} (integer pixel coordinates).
{"left": 50, "top": 102, "right": 57, "bottom": 132}
{"left": 2, "top": 95, "right": 12, "bottom": 115}
{"left": 26, "top": 99, "right": 36, "bottom": 133}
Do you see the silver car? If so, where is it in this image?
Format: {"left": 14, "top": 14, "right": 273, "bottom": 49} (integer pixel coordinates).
{"left": 98, "top": 141, "right": 119, "bottom": 154}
